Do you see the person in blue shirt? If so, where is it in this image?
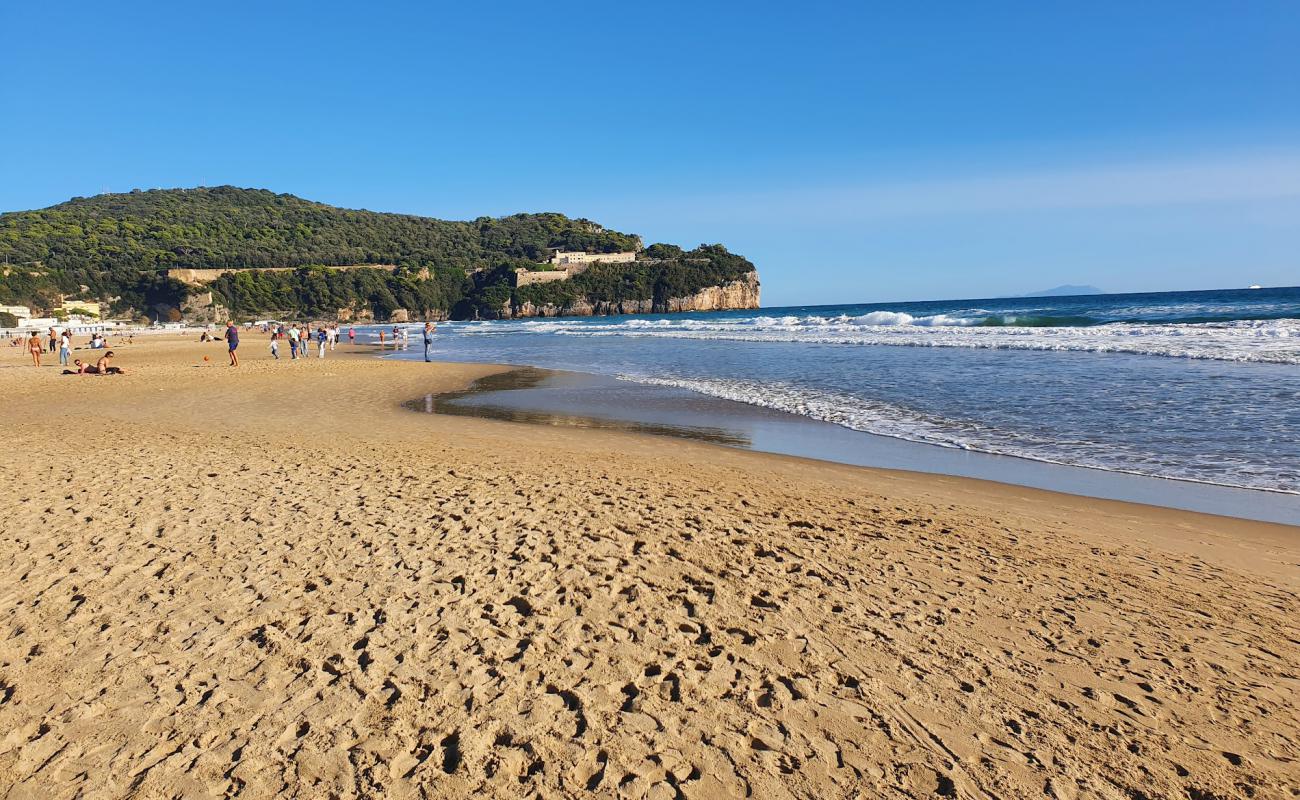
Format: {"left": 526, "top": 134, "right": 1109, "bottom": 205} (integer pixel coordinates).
{"left": 226, "top": 322, "right": 240, "bottom": 367}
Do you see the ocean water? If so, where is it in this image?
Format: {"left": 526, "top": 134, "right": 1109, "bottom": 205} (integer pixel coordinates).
{"left": 385, "top": 287, "right": 1300, "bottom": 498}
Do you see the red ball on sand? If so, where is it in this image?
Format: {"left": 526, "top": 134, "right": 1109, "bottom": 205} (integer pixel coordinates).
{"left": 203, "top": 355, "right": 209, "bottom": 362}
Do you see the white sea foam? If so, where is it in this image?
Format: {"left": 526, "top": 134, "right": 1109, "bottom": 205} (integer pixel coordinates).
{"left": 621, "top": 374, "right": 984, "bottom": 449}
{"left": 469, "top": 315, "right": 1300, "bottom": 364}
{"left": 616, "top": 373, "right": 1300, "bottom": 494}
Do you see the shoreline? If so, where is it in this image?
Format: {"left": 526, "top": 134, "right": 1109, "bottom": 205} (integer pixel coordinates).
{"left": 403, "top": 362, "right": 1300, "bottom": 526}
{"left": 1, "top": 334, "right": 1297, "bottom": 798}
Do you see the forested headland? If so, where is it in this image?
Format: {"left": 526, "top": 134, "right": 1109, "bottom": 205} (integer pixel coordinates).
{"left": 0, "top": 187, "right": 756, "bottom": 321}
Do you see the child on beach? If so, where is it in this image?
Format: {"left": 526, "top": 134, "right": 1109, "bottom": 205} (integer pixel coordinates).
{"left": 270, "top": 334, "right": 280, "bottom": 360}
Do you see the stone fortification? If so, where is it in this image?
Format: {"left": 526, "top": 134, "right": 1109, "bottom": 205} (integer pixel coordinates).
{"left": 166, "top": 264, "right": 400, "bottom": 286}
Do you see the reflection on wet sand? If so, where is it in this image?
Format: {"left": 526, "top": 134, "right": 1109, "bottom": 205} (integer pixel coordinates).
{"left": 407, "top": 367, "right": 752, "bottom": 446}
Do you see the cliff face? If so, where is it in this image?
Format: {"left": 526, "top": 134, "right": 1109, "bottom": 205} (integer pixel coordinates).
{"left": 505, "top": 271, "right": 760, "bottom": 319}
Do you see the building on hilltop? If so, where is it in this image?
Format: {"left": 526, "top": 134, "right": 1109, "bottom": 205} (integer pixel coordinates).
{"left": 57, "top": 300, "right": 101, "bottom": 318}
{"left": 513, "top": 250, "right": 640, "bottom": 287}
{"left": 547, "top": 250, "right": 637, "bottom": 268}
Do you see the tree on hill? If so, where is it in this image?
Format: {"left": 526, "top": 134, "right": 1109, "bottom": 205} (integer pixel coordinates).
{"left": 0, "top": 187, "right": 754, "bottom": 320}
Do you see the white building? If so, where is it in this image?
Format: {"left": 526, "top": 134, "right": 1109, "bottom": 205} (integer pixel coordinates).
{"left": 547, "top": 250, "right": 637, "bottom": 267}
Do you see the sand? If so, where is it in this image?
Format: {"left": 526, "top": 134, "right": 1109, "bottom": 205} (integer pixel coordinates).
{"left": 0, "top": 333, "right": 1296, "bottom": 799}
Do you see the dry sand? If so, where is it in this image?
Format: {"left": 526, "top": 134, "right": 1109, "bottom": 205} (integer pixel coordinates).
{"left": 0, "top": 334, "right": 1296, "bottom": 799}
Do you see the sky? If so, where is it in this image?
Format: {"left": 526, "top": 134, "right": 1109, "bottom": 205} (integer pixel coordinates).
{"left": 2, "top": 1, "right": 1298, "bottom": 305}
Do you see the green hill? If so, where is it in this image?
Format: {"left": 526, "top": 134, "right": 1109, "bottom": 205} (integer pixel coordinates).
{"left": 0, "top": 187, "right": 753, "bottom": 320}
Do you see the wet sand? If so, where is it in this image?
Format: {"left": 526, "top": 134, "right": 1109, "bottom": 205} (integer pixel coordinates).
{"left": 412, "top": 366, "right": 1300, "bottom": 525}
{"left": 0, "top": 334, "right": 1297, "bottom": 799}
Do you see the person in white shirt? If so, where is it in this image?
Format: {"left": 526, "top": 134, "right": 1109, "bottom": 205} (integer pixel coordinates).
{"left": 58, "top": 332, "right": 71, "bottom": 366}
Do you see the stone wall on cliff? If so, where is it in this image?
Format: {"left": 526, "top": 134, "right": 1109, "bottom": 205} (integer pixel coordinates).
{"left": 504, "top": 271, "right": 759, "bottom": 319}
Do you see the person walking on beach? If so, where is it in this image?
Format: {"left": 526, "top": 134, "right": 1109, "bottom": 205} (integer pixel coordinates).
{"left": 270, "top": 330, "right": 280, "bottom": 360}
{"left": 288, "top": 325, "right": 300, "bottom": 359}
{"left": 48, "top": 328, "right": 58, "bottom": 353}
{"left": 348, "top": 327, "right": 355, "bottom": 345}
{"left": 28, "top": 332, "right": 43, "bottom": 367}
{"left": 58, "top": 330, "right": 70, "bottom": 367}
{"left": 378, "top": 330, "right": 385, "bottom": 347}
{"left": 422, "top": 321, "right": 437, "bottom": 362}
{"left": 226, "top": 321, "right": 240, "bottom": 367}
{"left": 317, "top": 326, "right": 327, "bottom": 359}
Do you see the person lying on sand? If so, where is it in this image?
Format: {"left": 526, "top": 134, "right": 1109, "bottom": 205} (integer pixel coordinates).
{"left": 95, "top": 351, "right": 126, "bottom": 375}
{"left": 62, "top": 359, "right": 96, "bottom": 375}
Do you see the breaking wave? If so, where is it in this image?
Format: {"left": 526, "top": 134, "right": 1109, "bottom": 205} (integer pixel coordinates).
{"left": 463, "top": 314, "right": 1300, "bottom": 365}
{"left": 617, "top": 374, "right": 1300, "bottom": 494}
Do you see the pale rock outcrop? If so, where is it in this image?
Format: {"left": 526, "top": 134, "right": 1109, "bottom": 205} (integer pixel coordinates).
{"left": 502, "top": 271, "right": 759, "bottom": 319}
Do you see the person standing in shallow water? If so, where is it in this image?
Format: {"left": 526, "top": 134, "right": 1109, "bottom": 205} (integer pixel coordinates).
{"left": 226, "top": 321, "right": 240, "bottom": 367}
{"left": 422, "top": 321, "right": 437, "bottom": 362}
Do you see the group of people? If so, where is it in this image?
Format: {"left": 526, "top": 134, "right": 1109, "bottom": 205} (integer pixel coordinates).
{"left": 376, "top": 323, "right": 440, "bottom": 362}
{"left": 221, "top": 322, "right": 353, "bottom": 366}
{"left": 63, "top": 351, "right": 126, "bottom": 375}
{"left": 22, "top": 328, "right": 123, "bottom": 369}
{"left": 217, "top": 320, "right": 439, "bottom": 366}
{"left": 269, "top": 323, "right": 342, "bottom": 361}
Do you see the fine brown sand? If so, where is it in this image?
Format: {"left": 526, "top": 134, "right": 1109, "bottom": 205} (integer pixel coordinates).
{"left": 0, "top": 334, "right": 1297, "bottom": 799}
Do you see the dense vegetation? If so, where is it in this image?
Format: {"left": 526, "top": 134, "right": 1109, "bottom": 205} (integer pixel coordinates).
{"left": 0, "top": 187, "right": 753, "bottom": 320}
{"left": 206, "top": 264, "right": 474, "bottom": 320}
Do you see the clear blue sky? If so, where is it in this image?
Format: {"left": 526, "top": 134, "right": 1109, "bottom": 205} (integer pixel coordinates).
{"left": 3, "top": 1, "right": 1298, "bottom": 304}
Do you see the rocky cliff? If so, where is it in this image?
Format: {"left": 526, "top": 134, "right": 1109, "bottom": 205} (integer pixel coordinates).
{"left": 505, "top": 271, "right": 760, "bottom": 319}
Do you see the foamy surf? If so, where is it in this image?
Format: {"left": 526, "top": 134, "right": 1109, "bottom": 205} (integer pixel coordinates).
{"left": 403, "top": 287, "right": 1300, "bottom": 495}
{"left": 473, "top": 316, "right": 1300, "bottom": 364}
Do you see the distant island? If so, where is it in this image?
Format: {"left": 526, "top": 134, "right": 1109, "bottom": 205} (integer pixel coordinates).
{"left": 1022, "top": 285, "right": 1106, "bottom": 297}
{"left": 0, "top": 187, "right": 759, "bottom": 323}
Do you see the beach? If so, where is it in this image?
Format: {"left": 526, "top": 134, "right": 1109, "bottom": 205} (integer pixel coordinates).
{"left": 0, "top": 335, "right": 1297, "bottom": 799}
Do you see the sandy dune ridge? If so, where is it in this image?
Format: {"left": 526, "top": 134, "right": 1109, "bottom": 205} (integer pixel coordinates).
{"left": 0, "top": 336, "right": 1297, "bottom": 799}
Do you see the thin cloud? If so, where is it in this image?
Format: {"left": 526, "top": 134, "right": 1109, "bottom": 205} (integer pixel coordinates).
{"left": 652, "top": 151, "right": 1300, "bottom": 225}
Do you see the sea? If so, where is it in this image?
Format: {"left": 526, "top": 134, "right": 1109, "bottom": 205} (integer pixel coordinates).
{"left": 380, "top": 287, "right": 1300, "bottom": 524}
